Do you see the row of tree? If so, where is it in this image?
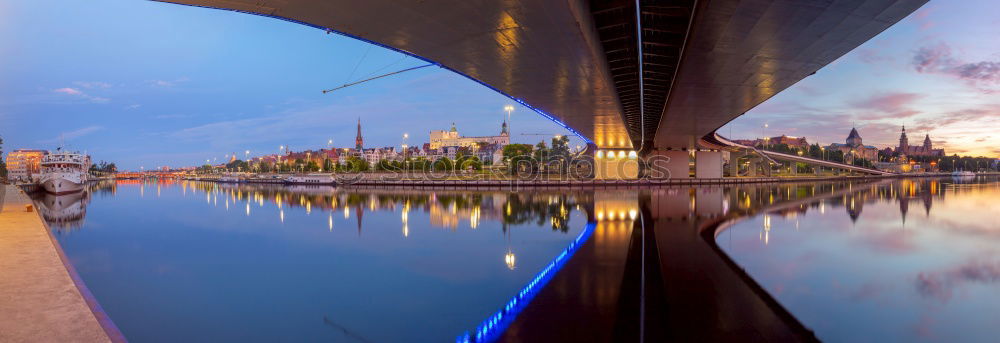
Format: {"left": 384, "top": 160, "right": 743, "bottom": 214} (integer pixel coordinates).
{"left": 0, "top": 135, "right": 6, "bottom": 181}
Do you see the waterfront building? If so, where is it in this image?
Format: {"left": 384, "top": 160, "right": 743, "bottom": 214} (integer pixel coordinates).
{"left": 428, "top": 121, "right": 509, "bottom": 150}
{"left": 826, "top": 128, "right": 879, "bottom": 162}
{"left": 894, "top": 126, "right": 944, "bottom": 157}
{"left": 732, "top": 135, "right": 808, "bottom": 148}
{"left": 5, "top": 149, "right": 48, "bottom": 182}
{"left": 766, "top": 135, "right": 809, "bottom": 148}
{"left": 361, "top": 147, "right": 397, "bottom": 165}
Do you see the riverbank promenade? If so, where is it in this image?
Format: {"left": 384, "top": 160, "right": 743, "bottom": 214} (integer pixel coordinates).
{"left": 0, "top": 185, "right": 118, "bottom": 342}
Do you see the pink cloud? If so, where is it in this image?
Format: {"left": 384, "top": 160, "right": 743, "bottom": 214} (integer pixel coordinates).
{"left": 850, "top": 92, "right": 923, "bottom": 120}
{"left": 53, "top": 87, "right": 82, "bottom": 95}
{"left": 913, "top": 43, "right": 1000, "bottom": 91}
{"left": 52, "top": 86, "right": 110, "bottom": 103}
{"left": 915, "top": 257, "right": 1000, "bottom": 303}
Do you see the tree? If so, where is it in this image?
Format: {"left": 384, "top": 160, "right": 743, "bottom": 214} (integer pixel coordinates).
{"left": 0, "top": 135, "right": 6, "bottom": 181}
{"left": 197, "top": 164, "right": 214, "bottom": 174}
{"left": 226, "top": 159, "right": 249, "bottom": 172}
{"left": 548, "top": 135, "right": 571, "bottom": 173}
{"left": 502, "top": 144, "right": 533, "bottom": 163}
{"left": 433, "top": 157, "right": 454, "bottom": 171}
{"left": 460, "top": 156, "right": 483, "bottom": 171}
{"left": 343, "top": 156, "right": 369, "bottom": 172}
{"left": 305, "top": 160, "right": 321, "bottom": 172}
{"left": 323, "top": 158, "right": 335, "bottom": 172}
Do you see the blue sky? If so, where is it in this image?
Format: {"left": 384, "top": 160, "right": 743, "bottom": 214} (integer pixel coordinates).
{"left": 0, "top": 0, "right": 584, "bottom": 169}
{"left": 721, "top": 0, "right": 1000, "bottom": 157}
{"left": 1, "top": 0, "right": 999, "bottom": 170}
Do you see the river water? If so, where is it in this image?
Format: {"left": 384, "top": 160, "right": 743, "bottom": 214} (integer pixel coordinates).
{"left": 31, "top": 177, "right": 1000, "bottom": 342}
{"left": 718, "top": 176, "right": 1000, "bottom": 342}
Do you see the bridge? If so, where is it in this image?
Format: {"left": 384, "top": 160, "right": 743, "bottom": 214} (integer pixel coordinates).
{"left": 152, "top": 0, "right": 925, "bottom": 180}
{"left": 708, "top": 134, "right": 894, "bottom": 176}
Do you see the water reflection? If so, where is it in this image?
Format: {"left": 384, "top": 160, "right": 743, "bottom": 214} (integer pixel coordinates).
{"left": 27, "top": 177, "right": 1000, "bottom": 342}
{"left": 34, "top": 180, "right": 595, "bottom": 342}
{"left": 719, "top": 176, "right": 1000, "bottom": 342}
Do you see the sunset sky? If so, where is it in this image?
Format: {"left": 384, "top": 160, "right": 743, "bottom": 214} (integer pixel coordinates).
{"left": 1, "top": 0, "right": 998, "bottom": 169}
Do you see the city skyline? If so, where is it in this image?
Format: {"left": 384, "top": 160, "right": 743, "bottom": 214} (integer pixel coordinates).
{"left": 2, "top": 0, "right": 999, "bottom": 169}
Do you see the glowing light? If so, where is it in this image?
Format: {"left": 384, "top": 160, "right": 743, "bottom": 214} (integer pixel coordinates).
{"left": 596, "top": 151, "right": 604, "bottom": 159}
{"left": 328, "top": 214, "right": 333, "bottom": 231}
{"left": 344, "top": 206, "right": 350, "bottom": 219}
{"left": 245, "top": 202, "right": 250, "bottom": 216}
{"left": 457, "top": 223, "right": 596, "bottom": 343}
{"left": 617, "top": 151, "right": 625, "bottom": 158}
{"left": 628, "top": 151, "right": 637, "bottom": 159}
{"left": 505, "top": 251, "right": 516, "bottom": 270}
{"left": 280, "top": 209, "right": 285, "bottom": 223}
{"left": 628, "top": 209, "right": 637, "bottom": 220}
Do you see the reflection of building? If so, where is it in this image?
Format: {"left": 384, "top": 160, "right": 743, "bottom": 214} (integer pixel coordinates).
{"left": 428, "top": 122, "right": 509, "bottom": 150}
{"left": 895, "top": 126, "right": 944, "bottom": 157}
{"left": 827, "top": 128, "right": 878, "bottom": 162}
{"left": 5, "top": 149, "right": 48, "bottom": 182}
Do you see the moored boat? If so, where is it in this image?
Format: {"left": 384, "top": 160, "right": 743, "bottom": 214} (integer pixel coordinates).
{"left": 285, "top": 174, "right": 335, "bottom": 185}
{"left": 38, "top": 148, "right": 89, "bottom": 195}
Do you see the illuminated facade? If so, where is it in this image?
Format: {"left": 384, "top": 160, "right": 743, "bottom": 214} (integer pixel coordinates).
{"left": 826, "top": 128, "right": 878, "bottom": 162}
{"left": 428, "top": 122, "right": 509, "bottom": 150}
{"left": 895, "top": 126, "right": 944, "bottom": 157}
{"left": 5, "top": 149, "right": 48, "bottom": 182}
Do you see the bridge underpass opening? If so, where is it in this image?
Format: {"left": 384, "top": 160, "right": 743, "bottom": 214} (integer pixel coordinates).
{"left": 153, "top": 0, "right": 926, "bottom": 181}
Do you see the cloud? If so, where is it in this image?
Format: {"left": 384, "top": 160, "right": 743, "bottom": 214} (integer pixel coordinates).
{"left": 73, "top": 81, "right": 111, "bottom": 89}
{"left": 852, "top": 93, "right": 921, "bottom": 112}
{"left": 857, "top": 48, "right": 894, "bottom": 64}
{"left": 52, "top": 87, "right": 110, "bottom": 103}
{"left": 913, "top": 43, "right": 1000, "bottom": 91}
{"left": 124, "top": 104, "right": 141, "bottom": 110}
{"left": 39, "top": 125, "right": 104, "bottom": 144}
{"left": 53, "top": 87, "right": 82, "bottom": 95}
{"left": 147, "top": 77, "right": 190, "bottom": 87}
{"left": 916, "top": 257, "right": 1000, "bottom": 302}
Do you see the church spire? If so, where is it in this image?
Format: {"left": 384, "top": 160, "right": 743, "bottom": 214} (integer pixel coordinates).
{"left": 355, "top": 117, "right": 364, "bottom": 150}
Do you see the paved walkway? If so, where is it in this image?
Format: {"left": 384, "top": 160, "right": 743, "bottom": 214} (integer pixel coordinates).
{"left": 0, "top": 185, "right": 116, "bottom": 342}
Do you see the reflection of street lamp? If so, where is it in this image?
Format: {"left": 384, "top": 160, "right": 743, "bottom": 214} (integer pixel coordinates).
{"left": 504, "top": 105, "right": 515, "bottom": 134}
{"left": 505, "top": 250, "right": 516, "bottom": 270}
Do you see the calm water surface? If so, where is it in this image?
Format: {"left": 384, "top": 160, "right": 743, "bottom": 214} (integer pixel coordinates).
{"left": 718, "top": 176, "right": 1000, "bottom": 342}
{"left": 33, "top": 177, "right": 1000, "bottom": 342}
{"left": 39, "top": 181, "right": 587, "bottom": 342}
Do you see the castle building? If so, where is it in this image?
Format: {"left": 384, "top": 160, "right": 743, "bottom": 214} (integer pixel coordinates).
{"left": 428, "top": 121, "right": 510, "bottom": 150}
{"left": 895, "top": 126, "right": 944, "bottom": 157}
{"left": 827, "top": 128, "right": 879, "bottom": 162}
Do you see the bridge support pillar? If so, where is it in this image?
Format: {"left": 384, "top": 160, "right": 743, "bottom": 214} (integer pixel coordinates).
{"left": 695, "top": 151, "right": 723, "bottom": 179}
{"left": 647, "top": 150, "right": 690, "bottom": 179}
{"left": 728, "top": 154, "right": 741, "bottom": 177}
{"left": 594, "top": 149, "right": 639, "bottom": 180}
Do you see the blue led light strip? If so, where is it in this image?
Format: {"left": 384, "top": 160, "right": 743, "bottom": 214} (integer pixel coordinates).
{"left": 455, "top": 222, "right": 597, "bottom": 343}
{"left": 151, "top": 1, "right": 593, "bottom": 144}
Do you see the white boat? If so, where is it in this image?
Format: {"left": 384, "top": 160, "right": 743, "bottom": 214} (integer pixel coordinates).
{"left": 952, "top": 170, "right": 975, "bottom": 177}
{"left": 218, "top": 175, "right": 242, "bottom": 183}
{"left": 38, "top": 149, "right": 89, "bottom": 195}
{"left": 285, "top": 174, "right": 335, "bottom": 185}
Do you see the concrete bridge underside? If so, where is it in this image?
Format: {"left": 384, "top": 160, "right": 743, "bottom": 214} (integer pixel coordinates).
{"left": 152, "top": 0, "right": 924, "bottom": 179}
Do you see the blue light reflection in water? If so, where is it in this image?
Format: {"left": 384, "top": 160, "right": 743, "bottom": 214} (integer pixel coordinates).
{"left": 40, "top": 181, "right": 588, "bottom": 342}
